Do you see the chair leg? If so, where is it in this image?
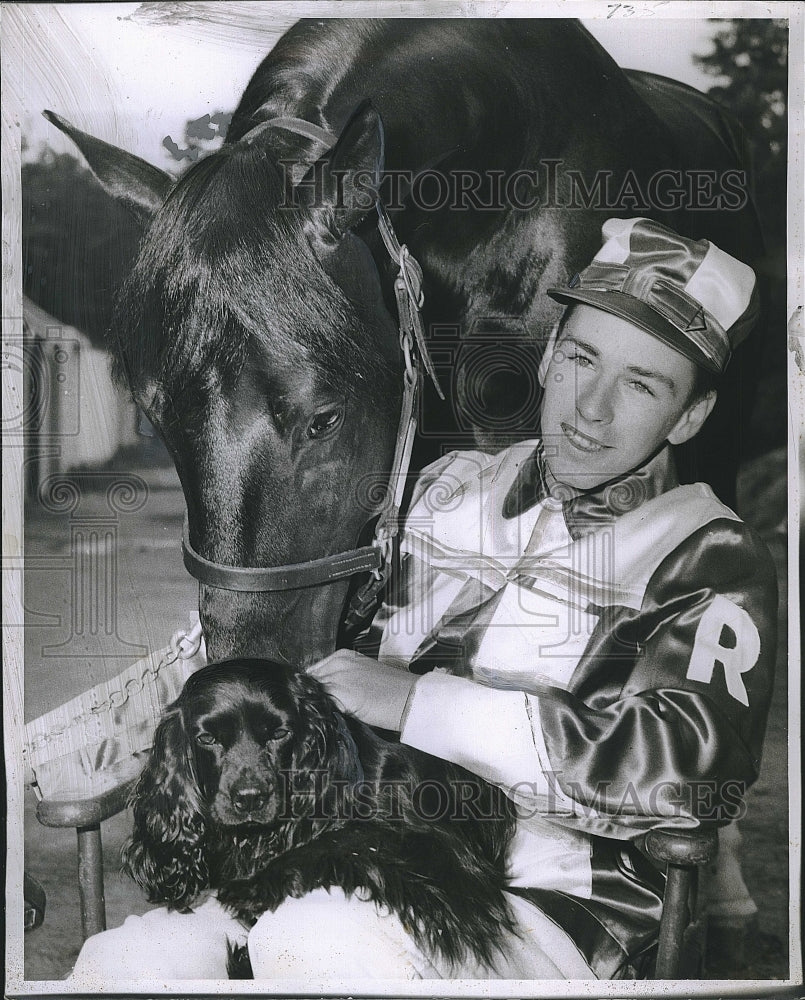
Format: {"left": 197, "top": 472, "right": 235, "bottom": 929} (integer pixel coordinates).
{"left": 654, "top": 863, "right": 692, "bottom": 978}
{"left": 76, "top": 824, "right": 106, "bottom": 940}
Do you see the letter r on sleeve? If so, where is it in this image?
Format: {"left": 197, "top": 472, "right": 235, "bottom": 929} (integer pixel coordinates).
{"left": 685, "top": 595, "right": 761, "bottom": 707}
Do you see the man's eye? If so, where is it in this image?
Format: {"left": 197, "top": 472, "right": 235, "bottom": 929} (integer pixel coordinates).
{"left": 267, "top": 727, "right": 290, "bottom": 743}
{"left": 568, "top": 352, "right": 593, "bottom": 368}
{"left": 629, "top": 380, "right": 654, "bottom": 396}
{"left": 196, "top": 733, "right": 217, "bottom": 746}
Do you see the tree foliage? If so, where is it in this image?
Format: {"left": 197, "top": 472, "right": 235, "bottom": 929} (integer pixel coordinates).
{"left": 23, "top": 153, "right": 142, "bottom": 347}
{"left": 695, "top": 18, "right": 788, "bottom": 456}
{"left": 695, "top": 19, "right": 788, "bottom": 248}
{"left": 22, "top": 111, "right": 232, "bottom": 344}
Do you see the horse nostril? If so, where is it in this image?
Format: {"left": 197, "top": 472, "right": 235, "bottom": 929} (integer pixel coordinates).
{"left": 232, "top": 787, "right": 267, "bottom": 814}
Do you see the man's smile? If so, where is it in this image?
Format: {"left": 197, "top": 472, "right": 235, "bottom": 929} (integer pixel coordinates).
{"left": 560, "top": 422, "right": 611, "bottom": 453}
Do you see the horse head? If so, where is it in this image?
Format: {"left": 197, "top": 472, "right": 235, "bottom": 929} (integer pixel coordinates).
{"left": 47, "top": 104, "right": 405, "bottom": 665}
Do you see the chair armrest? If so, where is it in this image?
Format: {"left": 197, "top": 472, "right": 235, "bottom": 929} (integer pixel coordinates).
{"left": 643, "top": 826, "right": 719, "bottom": 867}
{"left": 35, "top": 755, "right": 144, "bottom": 829}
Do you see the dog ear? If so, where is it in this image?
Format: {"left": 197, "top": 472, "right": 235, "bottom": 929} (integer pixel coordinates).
{"left": 287, "top": 671, "right": 339, "bottom": 770}
{"left": 122, "top": 707, "right": 209, "bottom": 909}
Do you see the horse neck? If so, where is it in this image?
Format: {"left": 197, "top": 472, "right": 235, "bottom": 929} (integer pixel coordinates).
{"left": 230, "top": 20, "right": 539, "bottom": 176}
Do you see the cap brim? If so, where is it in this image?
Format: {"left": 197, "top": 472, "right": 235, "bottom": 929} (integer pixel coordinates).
{"left": 547, "top": 287, "right": 721, "bottom": 374}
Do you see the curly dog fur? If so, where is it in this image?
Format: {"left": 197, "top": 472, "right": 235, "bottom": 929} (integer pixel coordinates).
{"left": 122, "top": 659, "right": 517, "bottom": 975}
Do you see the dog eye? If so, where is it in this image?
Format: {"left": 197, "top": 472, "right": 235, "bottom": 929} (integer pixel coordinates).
{"left": 267, "top": 728, "right": 290, "bottom": 743}
{"left": 196, "top": 733, "right": 217, "bottom": 746}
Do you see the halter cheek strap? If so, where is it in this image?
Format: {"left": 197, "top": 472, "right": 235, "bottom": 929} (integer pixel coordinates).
{"left": 181, "top": 115, "right": 442, "bottom": 621}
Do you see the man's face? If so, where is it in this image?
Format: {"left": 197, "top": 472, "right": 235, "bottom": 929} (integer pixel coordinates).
{"left": 539, "top": 304, "right": 704, "bottom": 490}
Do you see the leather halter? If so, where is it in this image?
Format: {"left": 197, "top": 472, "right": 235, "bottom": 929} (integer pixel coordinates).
{"left": 181, "top": 115, "right": 443, "bottom": 628}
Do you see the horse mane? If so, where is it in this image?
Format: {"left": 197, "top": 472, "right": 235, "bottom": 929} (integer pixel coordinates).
{"left": 109, "top": 138, "right": 396, "bottom": 412}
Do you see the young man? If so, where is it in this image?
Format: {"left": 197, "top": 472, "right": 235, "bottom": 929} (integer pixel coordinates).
{"left": 292, "top": 217, "right": 778, "bottom": 978}
{"left": 72, "top": 218, "right": 777, "bottom": 982}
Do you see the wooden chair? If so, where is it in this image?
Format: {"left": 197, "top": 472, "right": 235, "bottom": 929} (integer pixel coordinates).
{"left": 33, "top": 756, "right": 144, "bottom": 940}
{"left": 29, "top": 772, "right": 719, "bottom": 979}
{"left": 24, "top": 625, "right": 205, "bottom": 941}
{"left": 23, "top": 624, "right": 718, "bottom": 976}
{"left": 642, "top": 825, "right": 719, "bottom": 978}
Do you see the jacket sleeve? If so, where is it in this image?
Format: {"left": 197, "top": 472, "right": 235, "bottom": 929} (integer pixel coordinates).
{"left": 400, "top": 518, "right": 777, "bottom": 831}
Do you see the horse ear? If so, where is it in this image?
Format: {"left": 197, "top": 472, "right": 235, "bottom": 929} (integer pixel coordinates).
{"left": 43, "top": 110, "right": 172, "bottom": 223}
{"left": 300, "top": 100, "right": 384, "bottom": 238}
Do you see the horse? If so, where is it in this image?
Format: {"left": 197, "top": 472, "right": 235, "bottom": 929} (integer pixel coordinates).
{"left": 46, "top": 18, "right": 766, "bottom": 666}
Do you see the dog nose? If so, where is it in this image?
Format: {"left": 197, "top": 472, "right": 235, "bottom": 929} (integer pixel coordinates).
{"left": 232, "top": 787, "right": 267, "bottom": 815}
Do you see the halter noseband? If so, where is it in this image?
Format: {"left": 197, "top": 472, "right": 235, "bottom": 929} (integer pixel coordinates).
{"left": 181, "top": 115, "right": 443, "bottom": 628}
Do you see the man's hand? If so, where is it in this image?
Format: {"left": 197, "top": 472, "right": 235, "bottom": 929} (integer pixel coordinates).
{"left": 306, "top": 650, "right": 418, "bottom": 731}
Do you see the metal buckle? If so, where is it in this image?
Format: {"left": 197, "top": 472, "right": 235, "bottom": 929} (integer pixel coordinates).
{"left": 398, "top": 245, "right": 424, "bottom": 309}
{"left": 371, "top": 532, "right": 395, "bottom": 581}
{"left": 176, "top": 621, "right": 203, "bottom": 659}
{"left": 400, "top": 330, "right": 416, "bottom": 386}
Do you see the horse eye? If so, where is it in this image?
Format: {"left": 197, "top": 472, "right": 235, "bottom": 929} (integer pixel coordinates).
{"left": 196, "top": 733, "right": 217, "bottom": 746}
{"left": 306, "top": 407, "right": 343, "bottom": 440}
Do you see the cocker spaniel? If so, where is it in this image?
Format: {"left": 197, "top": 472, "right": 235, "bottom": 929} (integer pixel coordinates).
{"left": 122, "top": 659, "right": 517, "bottom": 975}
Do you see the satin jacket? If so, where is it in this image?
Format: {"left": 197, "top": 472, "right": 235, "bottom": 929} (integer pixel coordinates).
{"left": 360, "top": 440, "right": 777, "bottom": 976}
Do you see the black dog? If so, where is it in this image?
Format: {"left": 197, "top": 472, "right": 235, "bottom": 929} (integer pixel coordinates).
{"left": 122, "top": 659, "right": 517, "bottom": 975}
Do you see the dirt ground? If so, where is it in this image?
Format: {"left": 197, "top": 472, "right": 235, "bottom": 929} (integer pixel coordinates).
{"left": 17, "top": 446, "right": 793, "bottom": 984}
